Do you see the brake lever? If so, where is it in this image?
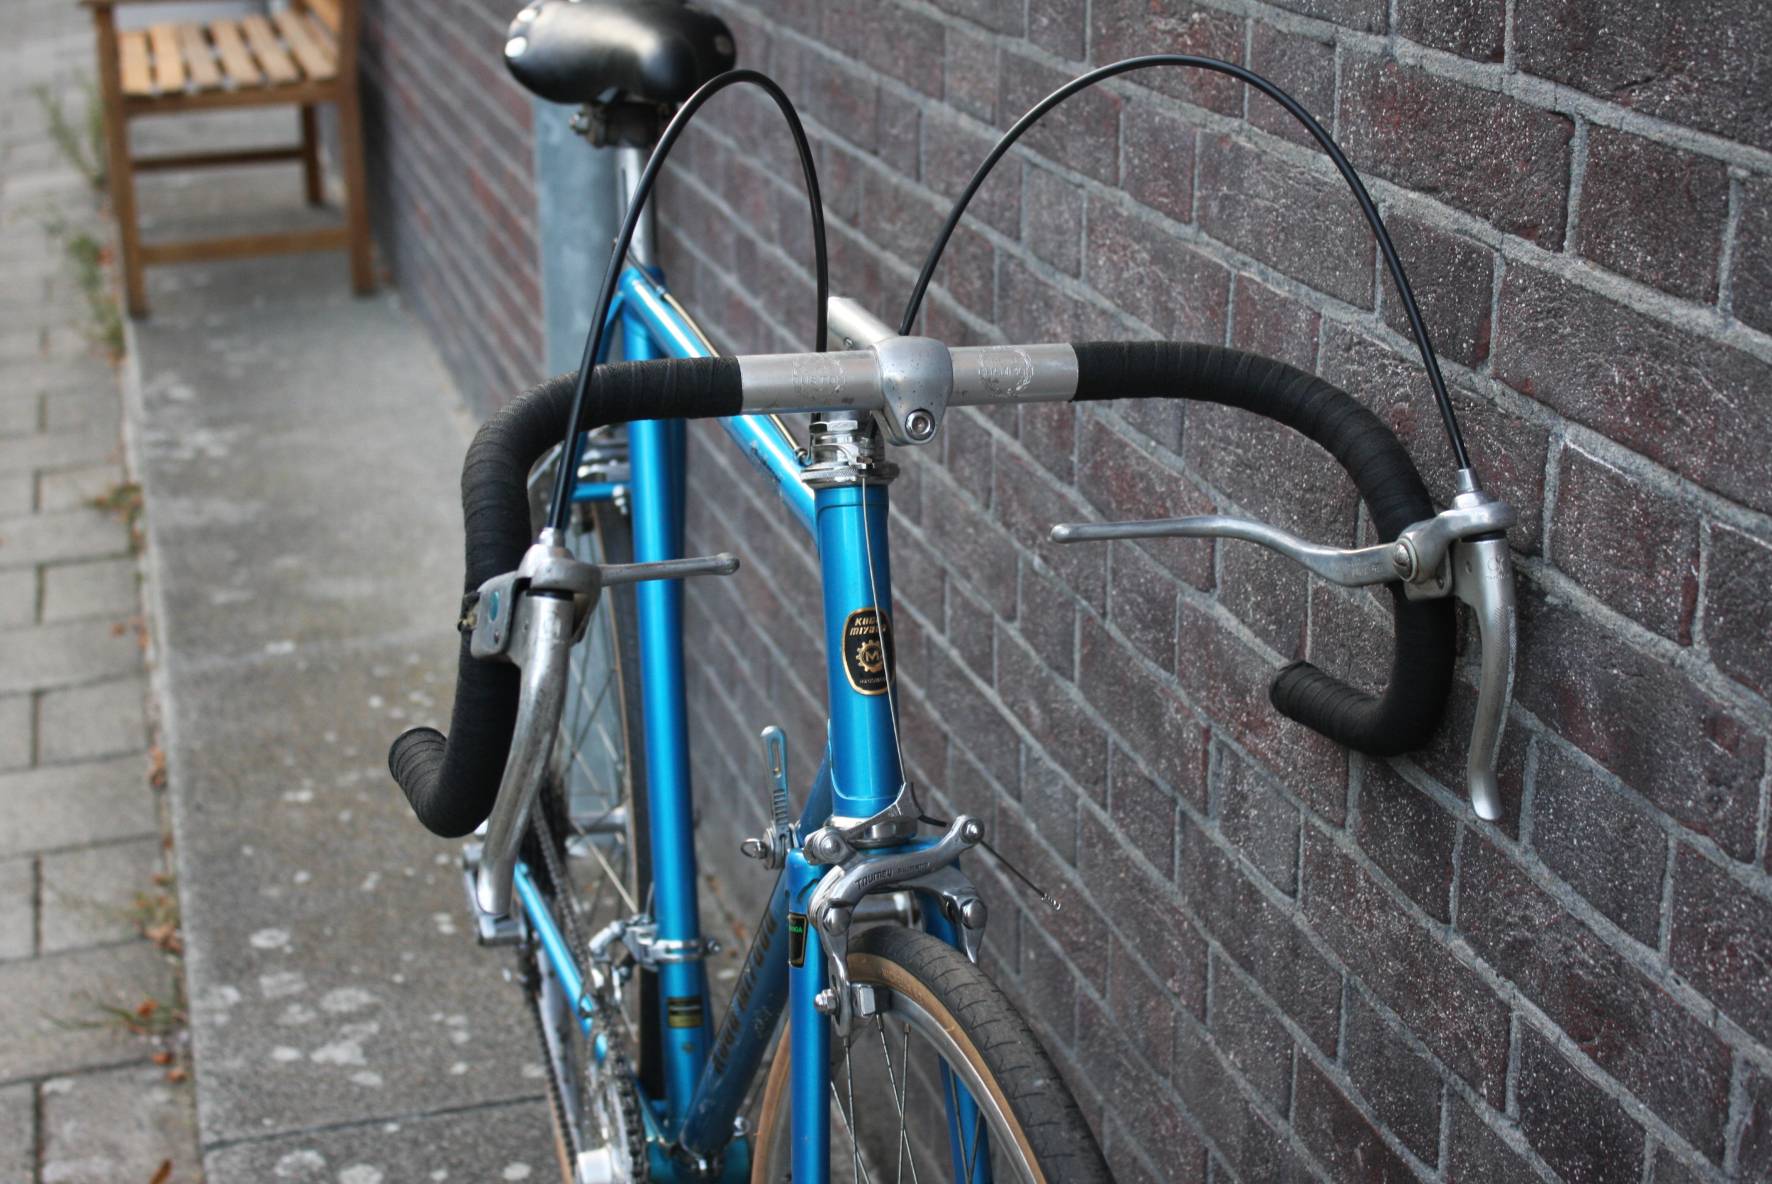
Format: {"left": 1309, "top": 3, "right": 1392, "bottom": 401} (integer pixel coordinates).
{"left": 468, "top": 533, "right": 739, "bottom": 915}
{"left": 1049, "top": 471, "right": 1516, "bottom": 820}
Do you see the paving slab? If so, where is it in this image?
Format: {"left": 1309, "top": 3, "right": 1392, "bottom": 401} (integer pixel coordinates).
{"left": 0, "top": 694, "right": 31, "bottom": 769}
{"left": 41, "top": 836, "right": 161, "bottom": 954}
{"left": 0, "top": 504, "right": 131, "bottom": 570}
{"left": 0, "top": 941, "right": 172, "bottom": 1082}
{"left": 0, "top": 392, "right": 38, "bottom": 436}
{"left": 0, "top": 565, "right": 33, "bottom": 625}
{"left": 0, "top": 754, "right": 157, "bottom": 859}
{"left": 41, "top": 1063, "right": 199, "bottom": 1184}
{"left": 0, "top": 618, "right": 142, "bottom": 696}
{"left": 38, "top": 462, "right": 128, "bottom": 514}
{"left": 0, "top": 856, "right": 34, "bottom": 959}
{"left": 42, "top": 554, "right": 138, "bottom": 622}
{"left": 202, "top": 1097, "right": 551, "bottom": 1183}
{"left": 43, "top": 388, "right": 118, "bottom": 435}
{"left": 38, "top": 675, "right": 147, "bottom": 764}
{"left": 0, "top": 1082, "right": 32, "bottom": 1181}
{"left": 0, "top": 470, "right": 32, "bottom": 515}
{"left": 0, "top": 427, "right": 119, "bottom": 476}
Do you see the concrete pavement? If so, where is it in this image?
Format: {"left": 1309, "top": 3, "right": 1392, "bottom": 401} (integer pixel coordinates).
{"left": 1, "top": 1, "right": 198, "bottom": 1180}
{"left": 123, "top": 111, "right": 559, "bottom": 1182}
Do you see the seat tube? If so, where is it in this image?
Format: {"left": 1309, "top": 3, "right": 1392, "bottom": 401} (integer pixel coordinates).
{"left": 624, "top": 320, "right": 712, "bottom": 1126}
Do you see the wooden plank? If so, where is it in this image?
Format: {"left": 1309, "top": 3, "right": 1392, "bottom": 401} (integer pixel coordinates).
{"left": 119, "top": 30, "right": 153, "bottom": 96}
{"left": 175, "top": 23, "right": 222, "bottom": 91}
{"left": 271, "top": 10, "right": 336, "bottom": 82}
{"left": 240, "top": 14, "right": 299, "bottom": 85}
{"left": 306, "top": 0, "right": 344, "bottom": 40}
{"left": 207, "top": 20, "right": 262, "bottom": 89}
{"left": 133, "top": 145, "right": 305, "bottom": 171}
{"left": 147, "top": 24, "right": 185, "bottom": 93}
{"left": 124, "top": 80, "right": 335, "bottom": 115}
{"left": 139, "top": 226, "right": 350, "bottom": 265}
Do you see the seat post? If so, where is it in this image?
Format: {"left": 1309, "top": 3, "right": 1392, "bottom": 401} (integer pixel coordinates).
{"left": 613, "top": 144, "right": 654, "bottom": 268}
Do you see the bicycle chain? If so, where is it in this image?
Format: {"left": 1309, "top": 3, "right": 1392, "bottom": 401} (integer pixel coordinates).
{"left": 526, "top": 806, "right": 649, "bottom": 1182}
{"left": 522, "top": 952, "right": 582, "bottom": 1169}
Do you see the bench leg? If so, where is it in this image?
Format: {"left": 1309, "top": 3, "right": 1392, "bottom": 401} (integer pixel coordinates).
{"left": 299, "top": 105, "right": 323, "bottom": 207}
{"left": 91, "top": 9, "right": 148, "bottom": 317}
{"left": 334, "top": 88, "right": 373, "bottom": 295}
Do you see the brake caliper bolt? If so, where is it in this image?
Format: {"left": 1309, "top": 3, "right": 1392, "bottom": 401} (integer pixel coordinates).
{"left": 814, "top": 988, "right": 839, "bottom": 1015}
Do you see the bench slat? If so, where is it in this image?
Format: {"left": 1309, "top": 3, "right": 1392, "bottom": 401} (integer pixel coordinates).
{"left": 119, "top": 30, "right": 153, "bottom": 96}
{"left": 207, "top": 20, "right": 263, "bottom": 89}
{"left": 240, "top": 14, "right": 300, "bottom": 85}
{"left": 306, "top": 0, "right": 344, "bottom": 39}
{"left": 272, "top": 10, "right": 336, "bottom": 82}
{"left": 176, "top": 23, "right": 223, "bottom": 92}
{"left": 148, "top": 24, "right": 185, "bottom": 93}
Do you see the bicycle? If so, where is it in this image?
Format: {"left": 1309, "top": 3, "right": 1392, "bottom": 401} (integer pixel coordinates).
{"left": 386, "top": 3, "right": 1521, "bottom": 1181}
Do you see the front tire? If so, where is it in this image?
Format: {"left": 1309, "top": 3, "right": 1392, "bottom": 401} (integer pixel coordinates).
{"left": 751, "top": 925, "right": 1112, "bottom": 1183}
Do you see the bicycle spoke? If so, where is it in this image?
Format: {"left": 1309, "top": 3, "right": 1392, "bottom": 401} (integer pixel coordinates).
{"left": 873, "top": 1018, "right": 921, "bottom": 1184}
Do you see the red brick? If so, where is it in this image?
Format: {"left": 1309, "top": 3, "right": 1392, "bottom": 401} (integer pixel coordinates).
{"left": 1293, "top": 1056, "right": 1420, "bottom": 1183}
{"left": 1530, "top": 744, "right": 1667, "bottom": 946}
{"left": 1395, "top": 0, "right": 1504, "bottom": 60}
{"left": 1670, "top": 847, "right": 1772, "bottom": 1048}
{"left": 1515, "top": 1026, "right": 1646, "bottom": 1184}
{"left": 1172, "top": 1017, "right": 1314, "bottom": 1181}
{"left": 1379, "top": 214, "right": 1495, "bottom": 367}
{"left": 1703, "top": 522, "right": 1772, "bottom": 699}
{"left": 922, "top": 113, "right": 1021, "bottom": 237}
{"left": 1120, "top": 102, "right": 1197, "bottom": 226}
{"left": 1318, "top": 324, "right": 1548, "bottom": 554}
{"left": 1246, "top": 23, "right": 1336, "bottom": 148}
{"left": 824, "top": 0, "right": 942, "bottom": 97}
{"left": 1079, "top": 616, "right": 1208, "bottom": 812}
{"left": 1459, "top": 836, "right": 1734, "bottom": 1158}
{"left": 1341, "top": 991, "right": 1443, "bottom": 1163}
{"left": 1516, "top": 0, "right": 1772, "bottom": 153}
{"left": 997, "top": 624, "right": 1109, "bottom": 796}
{"left": 1210, "top": 744, "right": 1302, "bottom": 896}
{"left": 927, "top": 0, "right": 1023, "bottom": 36}
{"left": 1338, "top": 55, "right": 1573, "bottom": 246}
{"left": 1023, "top": 166, "right": 1084, "bottom": 276}
{"left": 1092, "top": 1, "right": 1246, "bottom": 116}
{"left": 1208, "top": 958, "right": 1294, "bottom": 1110}
{"left": 1196, "top": 133, "right": 1376, "bottom": 307}
{"left": 942, "top": 25, "right": 999, "bottom": 122}
{"left": 1446, "top": 1094, "right": 1537, "bottom": 1182}
{"left": 1081, "top": 812, "right": 1209, "bottom": 1011}
{"left": 1513, "top": 583, "right": 1764, "bottom": 858}
{"left": 1733, "top": 175, "right": 1772, "bottom": 334}
{"left": 1087, "top": 201, "right": 1233, "bottom": 341}
{"left": 1354, "top": 760, "right": 1458, "bottom": 922}
{"left": 1264, "top": 0, "right": 1385, "bottom": 33}
{"left": 1230, "top": 274, "right": 1321, "bottom": 370}
{"left": 1184, "top": 820, "right": 1342, "bottom": 1051}
{"left": 1076, "top": 415, "right": 1213, "bottom": 588}
{"left": 1304, "top": 830, "right": 1510, "bottom": 1102}
{"left": 1577, "top": 127, "right": 1731, "bottom": 301}
{"left": 1549, "top": 444, "right": 1700, "bottom": 643}
{"left": 999, "top": 53, "right": 1122, "bottom": 183}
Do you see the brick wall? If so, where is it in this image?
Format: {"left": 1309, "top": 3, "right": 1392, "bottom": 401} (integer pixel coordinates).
{"left": 654, "top": 5, "right": 1772, "bottom": 1183}
{"left": 356, "top": 0, "right": 542, "bottom": 413}
{"left": 368, "top": 1, "right": 1772, "bottom": 1180}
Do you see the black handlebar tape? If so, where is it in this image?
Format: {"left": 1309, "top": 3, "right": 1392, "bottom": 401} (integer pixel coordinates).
{"left": 389, "top": 356, "right": 741, "bottom": 837}
{"left": 1070, "top": 341, "right": 1455, "bottom": 757}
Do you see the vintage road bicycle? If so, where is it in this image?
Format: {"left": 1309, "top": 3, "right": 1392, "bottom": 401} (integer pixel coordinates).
{"left": 386, "top": 2, "right": 1521, "bottom": 1181}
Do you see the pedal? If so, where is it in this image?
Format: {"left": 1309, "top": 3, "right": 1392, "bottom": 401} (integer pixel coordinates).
{"left": 740, "top": 726, "right": 794, "bottom": 869}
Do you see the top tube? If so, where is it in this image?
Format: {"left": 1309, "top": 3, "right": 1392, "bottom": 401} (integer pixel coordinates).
{"left": 616, "top": 268, "right": 816, "bottom": 534}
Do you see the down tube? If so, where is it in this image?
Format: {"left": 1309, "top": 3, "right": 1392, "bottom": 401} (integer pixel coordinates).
{"left": 624, "top": 303, "right": 711, "bottom": 1128}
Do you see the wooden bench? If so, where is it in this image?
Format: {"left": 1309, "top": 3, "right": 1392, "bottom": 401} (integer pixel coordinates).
{"left": 85, "top": 0, "right": 373, "bottom": 316}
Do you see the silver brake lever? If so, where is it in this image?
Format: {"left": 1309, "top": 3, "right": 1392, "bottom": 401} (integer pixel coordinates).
{"left": 469, "top": 533, "right": 739, "bottom": 915}
{"left": 1049, "top": 472, "right": 1517, "bottom": 819}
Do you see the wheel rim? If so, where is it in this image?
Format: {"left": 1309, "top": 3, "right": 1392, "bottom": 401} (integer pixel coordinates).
{"left": 752, "top": 950, "right": 1045, "bottom": 1184}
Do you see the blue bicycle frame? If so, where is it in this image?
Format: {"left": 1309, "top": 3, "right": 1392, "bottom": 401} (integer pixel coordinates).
{"left": 510, "top": 263, "right": 989, "bottom": 1182}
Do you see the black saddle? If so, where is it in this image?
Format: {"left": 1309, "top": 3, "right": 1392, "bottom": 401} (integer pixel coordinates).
{"left": 503, "top": 0, "right": 736, "bottom": 107}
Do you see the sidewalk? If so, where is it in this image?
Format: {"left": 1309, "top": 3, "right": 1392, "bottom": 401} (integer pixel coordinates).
{"left": 1, "top": 0, "right": 199, "bottom": 1180}
{"left": 121, "top": 103, "right": 556, "bottom": 1184}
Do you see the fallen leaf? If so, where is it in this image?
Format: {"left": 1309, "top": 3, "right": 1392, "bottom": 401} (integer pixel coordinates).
{"left": 147, "top": 747, "right": 167, "bottom": 789}
{"left": 151, "top": 1049, "right": 172, "bottom": 1065}
{"left": 164, "top": 1066, "right": 187, "bottom": 1084}
{"left": 135, "top": 998, "right": 158, "bottom": 1020}
{"left": 148, "top": 1159, "right": 172, "bottom": 1184}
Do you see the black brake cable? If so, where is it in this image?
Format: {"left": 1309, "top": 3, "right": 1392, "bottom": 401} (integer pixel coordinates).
{"left": 544, "top": 68, "right": 830, "bottom": 536}
{"left": 898, "top": 55, "right": 1474, "bottom": 474}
